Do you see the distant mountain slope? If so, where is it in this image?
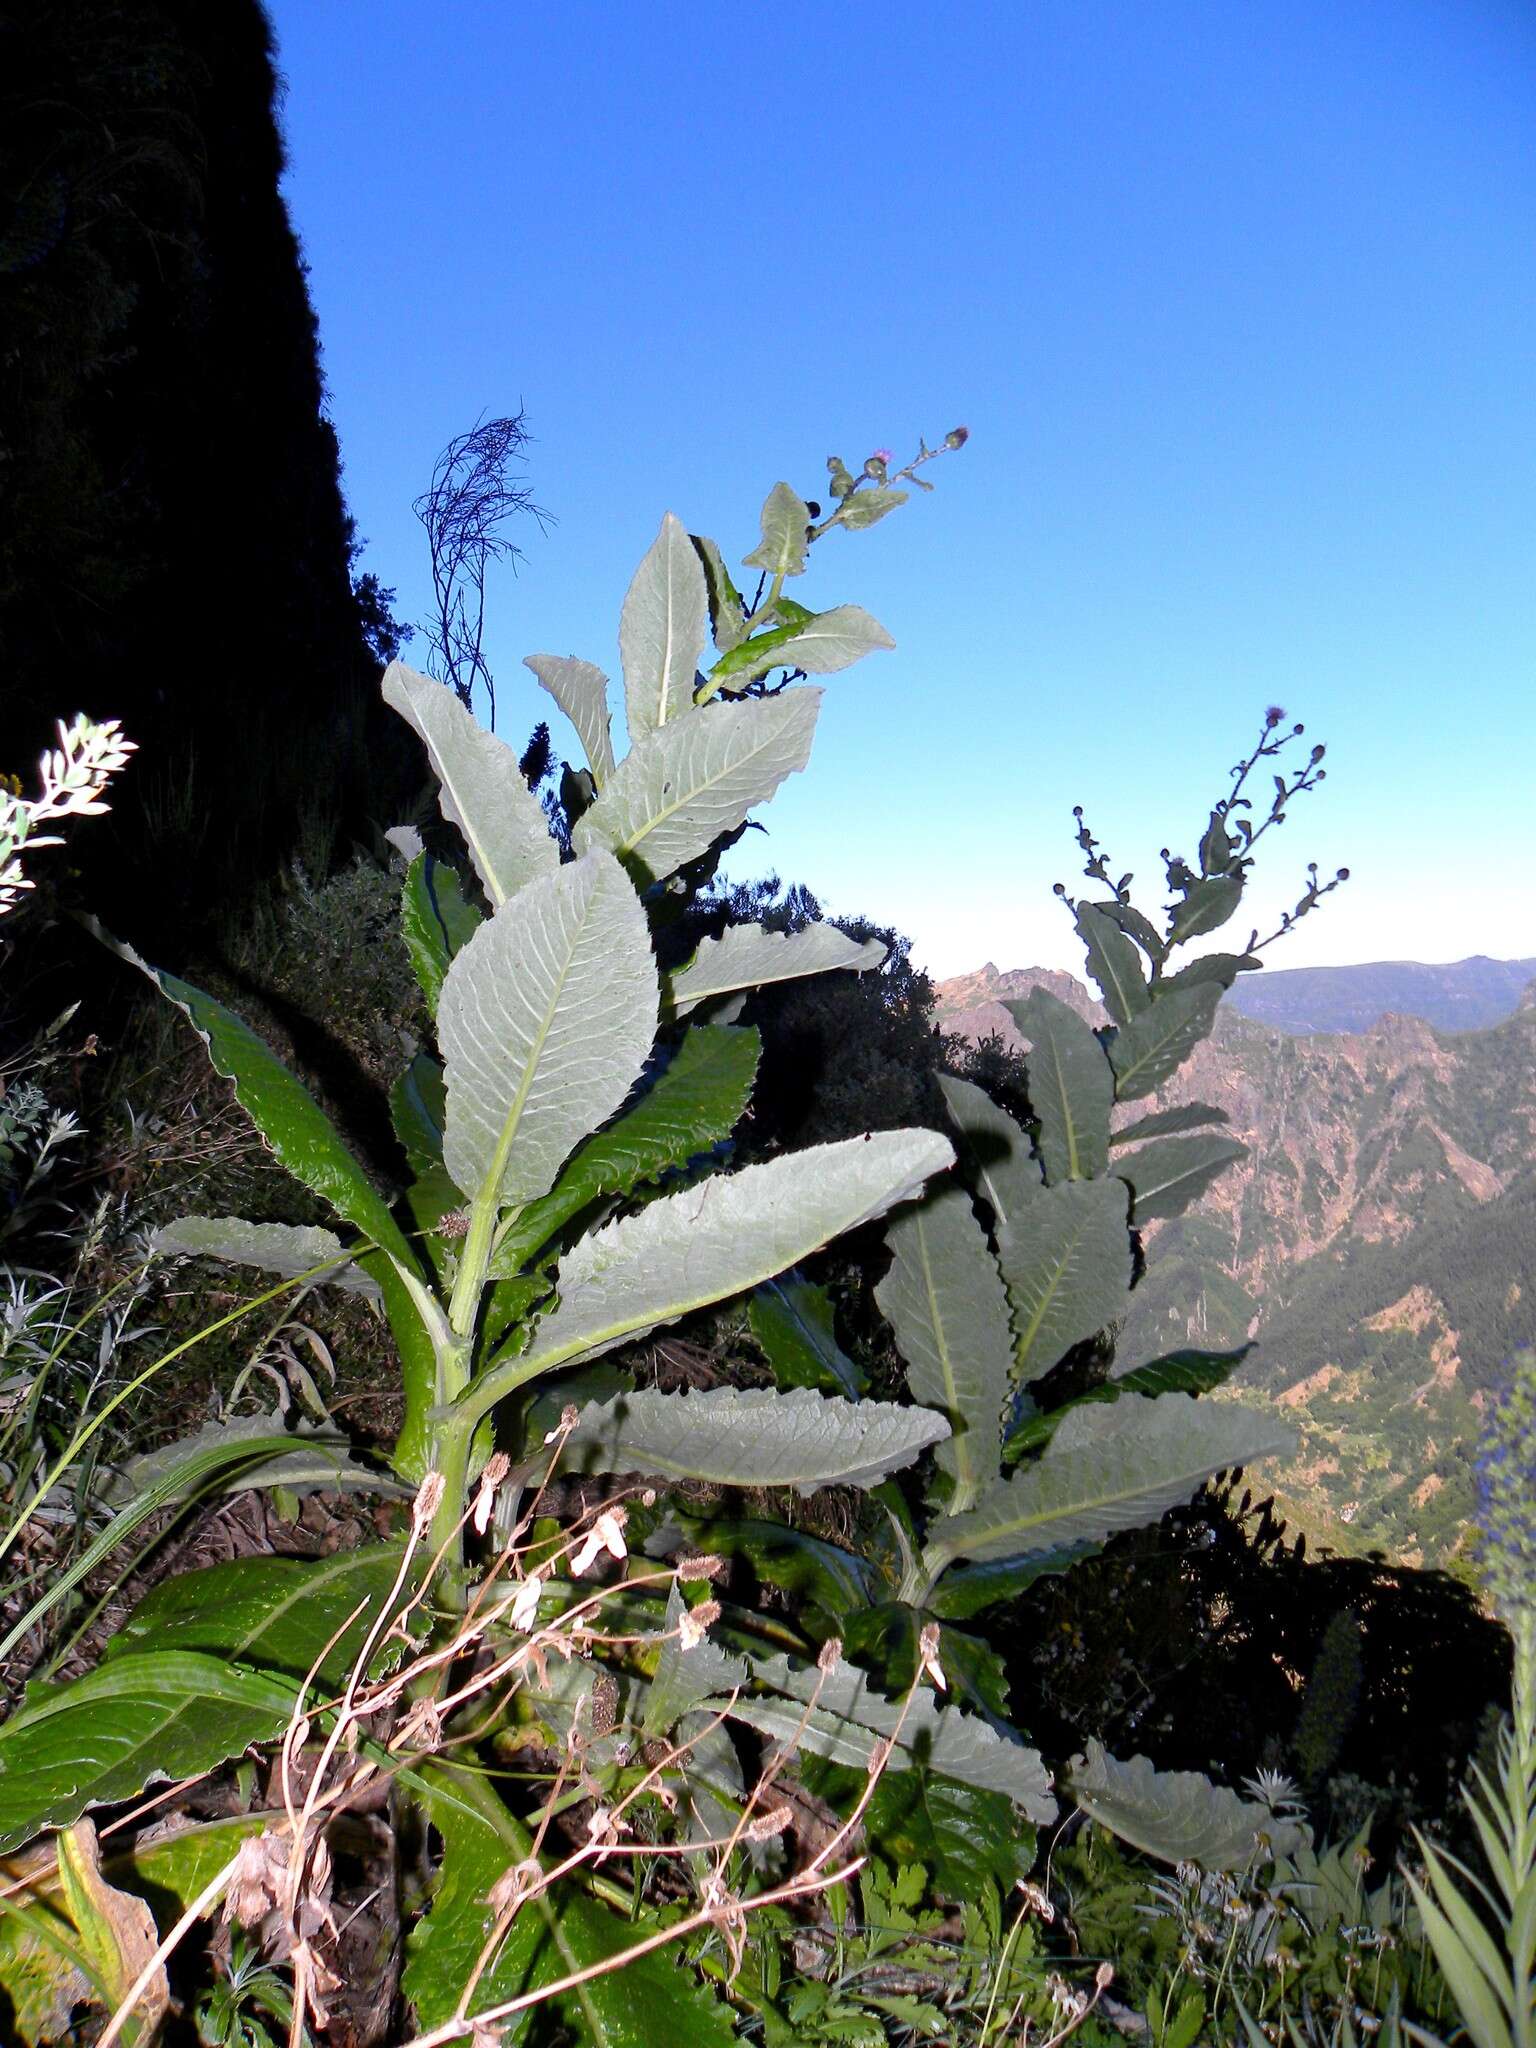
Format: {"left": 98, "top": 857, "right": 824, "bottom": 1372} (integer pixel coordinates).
{"left": 935, "top": 961, "right": 1536, "bottom": 1568}
{"left": 1221, "top": 954, "right": 1536, "bottom": 1035}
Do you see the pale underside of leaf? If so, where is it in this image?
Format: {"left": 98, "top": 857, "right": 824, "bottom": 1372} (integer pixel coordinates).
{"left": 741, "top": 481, "right": 811, "bottom": 579}
{"left": 670, "top": 920, "right": 886, "bottom": 1016}
{"left": 524, "top": 653, "right": 617, "bottom": 785}
{"left": 717, "top": 1651, "right": 1056, "bottom": 1821}
{"left": 876, "top": 1187, "right": 1013, "bottom": 1512}
{"left": 927, "top": 1393, "right": 1295, "bottom": 1572}
{"left": 618, "top": 511, "right": 709, "bottom": 741}
{"left": 152, "top": 1216, "right": 382, "bottom": 1301}
{"left": 438, "top": 850, "right": 658, "bottom": 1207}
{"left": 381, "top": 662, "right": 557, "bottom": 907}
{"left": 461, "top": 1129, "right": 956, "bottom": 1420}
{"left": 560, "top": 1384, "right": 949, "bottom": 1493}
{"left": 574, "top": 690, "right": 821, "bottom": 886}
{"left": 494, "top": 1024, "right": 759, "bottom": 1271}
{"left": 1070, "top": 1740, "right": 1306, "bottom": 1867}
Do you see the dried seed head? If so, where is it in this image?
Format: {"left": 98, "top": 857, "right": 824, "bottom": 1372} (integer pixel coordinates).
{"left": 746, "top": 1803, "right": 795, "bottom": 1842}
{"left": 677, "top": 1599, "right": 721, "bottom": 1651}
{"left": 818, "top": 1636, "right": 843, "bottom": 1674}
{"left": 412, "top": 1471, "right": 446, "bottom": 1538}
{"left": 674, "top": 1553, "right": 725, "bottom": 1582}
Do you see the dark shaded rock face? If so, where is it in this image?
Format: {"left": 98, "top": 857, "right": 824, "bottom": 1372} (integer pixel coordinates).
{"left": 1, "top": 0, "right": 421, "bottom": 958}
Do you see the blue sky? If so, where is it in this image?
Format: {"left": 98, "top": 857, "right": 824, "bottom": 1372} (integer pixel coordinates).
{"left": 268, "top": 0, "right": 1536, "bottom": 980}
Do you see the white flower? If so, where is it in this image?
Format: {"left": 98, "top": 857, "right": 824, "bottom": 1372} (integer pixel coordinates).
{"left": 508, "top": 1574, "right": 543, "bottom": 1631}
{"left": 570, "top": 1509, "right": 627, "bottom": 1575}
{"left": 918, "top": 1620, "right": 947, "bottom": 1692}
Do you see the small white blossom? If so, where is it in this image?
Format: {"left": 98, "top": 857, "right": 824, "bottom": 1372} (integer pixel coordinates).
{"left": 570, "top": 1509, "right": 627, "bottom": 1575}
{"left": 508, "top": 1574, "right": 543, "bottom": 1631}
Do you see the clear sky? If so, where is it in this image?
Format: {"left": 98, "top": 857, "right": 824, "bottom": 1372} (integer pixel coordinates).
{"left": 266, "top": 0, "right": 1536, "bottom": 981}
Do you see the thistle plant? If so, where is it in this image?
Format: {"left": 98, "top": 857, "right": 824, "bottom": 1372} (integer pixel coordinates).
{"left": 0, "top": 442, "right": 1067, "bottom": 2040}
{"left": 1404, "top": 1350, "right": 1536, "bottom": 2048}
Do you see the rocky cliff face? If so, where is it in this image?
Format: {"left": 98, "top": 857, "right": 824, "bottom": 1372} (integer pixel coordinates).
{"left": 934, "top": 961, "right": 1536, "bottom": 1567}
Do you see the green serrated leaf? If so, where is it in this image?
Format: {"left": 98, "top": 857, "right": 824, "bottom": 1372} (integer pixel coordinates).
{"left": 106, "top": 1545, "right": 417, "bottom": 1687}
{"left": 641, "top": 1584, "right": 748, "bottom": 1738}
{"left": 1006, "top": 988, "right": 1112, "bottom": 1184}
{"left": 497, "top": 1025, "right": 760, "bottom": 1270}
{"left": 937, "top": 1075, "right": 1043, "bottom": 1231}
{"left": 691, "top": 533, "right": 748, "bottom": 653}
{"left": 619, "top": 512, "right": 710, "bottom": 740}
{"left": 401, "top": 853, "right": 483, "bottom": 1014}
{"left": 560, "top": 1385, "right": 948, "bottom": 1493}
{"left": 1106, "top": 982, "right": 1223, "bottom": 1101}
{"left": 1109, "top": 1101, "right": 1229, "bottom": 1147}
{"left": 1098, "top": 899, "right": 1168, "bottom": 964}
{"left": 707, "top": 605, "right": 895, "bottom": 689}
{"left": 1199, "top": 808, "right": 1233, "bottom": 876}
{"left": 575, "top": 692, "right": 821, "bottom": 887}
{"left": 391, "top": 1049, "right": 447, "bottom": 1174}
{"left": 1003, "top": 1347, "right": 1252, "bottom": 1457}
{"left": 927, "top": 1544, "right": 1099, "bottom": 1620}
{"left": 877, "top": 1187, "right": 1012, "bottom": 1512}
{"left": 1167, "top": 873, "right": 1244, "bottom": 946}
{"left": 859, "top": 1771, "right": 1037, "bottom": 1903}
{"left": 742, "top": 481, "right": 811, "bottom": 578}
{"left": 523, "top": 654, "right": 617, "bottom": 786}
{"left": 439, "top": 849, "right": 658, "bottom": 1207}
{"left": 383, "top": 663, "right": 557, "bottom": 908}
{"left": 997, "top": 1178, "right": 1132, "bottom": 1382}
{"left": 1157, "top": 950, "right": 1261, "bottom": 994}
{"left": 1113, "top": 1129, "right": 1248, "bottom": 1222}
{"left": 405, "top": 1762, "right": 737, "bottom": 2045}
{"left": 1075, "top": 903, "right": 1151, "bottom": 1025}
{"left": 750, "top": 1271, "right": 864, "bottom": 1396}
{"left": 650, "top": 1516, "right": 877, "bottom": 1626}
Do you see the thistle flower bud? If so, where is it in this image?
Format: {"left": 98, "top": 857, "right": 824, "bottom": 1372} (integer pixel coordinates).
{"left": 945, "top": 426, "right": 969, "bottom": 449}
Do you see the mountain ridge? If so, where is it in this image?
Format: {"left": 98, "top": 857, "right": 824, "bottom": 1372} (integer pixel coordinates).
{"left": 935, "top": 953, "right": 1536, "bottom": 1040}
